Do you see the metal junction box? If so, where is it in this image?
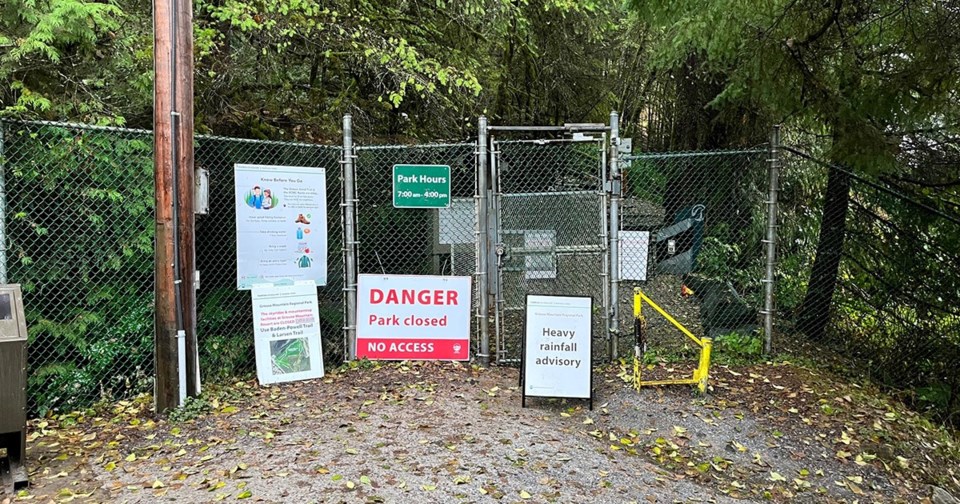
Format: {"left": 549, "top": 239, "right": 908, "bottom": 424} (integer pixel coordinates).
{"left": 0, "top": 284, "right": 28, "bottom": 490}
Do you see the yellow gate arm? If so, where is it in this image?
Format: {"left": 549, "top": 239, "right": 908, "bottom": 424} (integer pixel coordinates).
{"left": 633, "top": 287, "right": 712, "bottom": 393}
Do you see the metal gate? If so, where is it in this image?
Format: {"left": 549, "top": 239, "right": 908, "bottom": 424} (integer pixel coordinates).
{"left": 485, "top": 129, "right": 612, "bottom": 363}
{"left": 342, "top": 115, "right": 620, "bottom": 367}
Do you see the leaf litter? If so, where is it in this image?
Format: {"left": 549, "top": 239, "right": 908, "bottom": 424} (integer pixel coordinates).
{"left": 2, "top": 359, "right": 958, "bottom": 503}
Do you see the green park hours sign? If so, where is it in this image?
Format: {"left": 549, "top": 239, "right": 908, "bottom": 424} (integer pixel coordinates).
{"left": 392, "top": 164, "right": 451, "bottom": 208}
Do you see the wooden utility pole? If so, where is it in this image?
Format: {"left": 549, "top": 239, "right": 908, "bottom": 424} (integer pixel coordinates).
{"left": 154, "top": 0, "right": 196, "bottom": 413}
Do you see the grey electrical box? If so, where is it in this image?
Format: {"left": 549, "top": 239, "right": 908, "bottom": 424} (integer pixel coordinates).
{"left": 0, "top": 284, "right": 28, "bottom": 491}
{"left": 195, "top": 167, "right": 209, "bottom": 215}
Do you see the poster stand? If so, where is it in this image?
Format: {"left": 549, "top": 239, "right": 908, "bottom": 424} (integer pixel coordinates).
{"left": 520, "top": 294, "right": 593, "bottom": 411}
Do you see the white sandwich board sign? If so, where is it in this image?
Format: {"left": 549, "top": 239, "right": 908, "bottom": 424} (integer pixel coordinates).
{"left": 521, "top": 294, "right": 593, "bottom": 409}
{"left": 251, "top": 281, "right": 325, "bottom": 385}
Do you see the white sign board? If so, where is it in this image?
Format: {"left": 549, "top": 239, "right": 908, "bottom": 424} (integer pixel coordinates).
{"left": 523, "top": 295, "right": 592, "bottom": 402}
{"left": 619, "top": 230, "right": 650, "bottom": 281}
{"left": 357, "top": 274, "right": 472, "bottom": 360}
{"left": 235, "top": 164, "right": 327, "bottom": 290}
{"left": 252, "top": 281, "right": 325, "bottom": 385}
{"left": 438, "top": 198, "right": 475, "bottom": 245}
{"left": 524, "top": 230, "right": 557, "bottom": 280}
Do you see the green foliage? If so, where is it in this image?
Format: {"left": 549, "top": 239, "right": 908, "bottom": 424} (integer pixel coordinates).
{"left": 714, "top": 331, "right": 763, "bottom": 364}
{"left": 3, "top": 123, "right": 155, "bottom": 415}
{"left": 628, "top": 0, "right": 960, "bottom": 172}
{"left": 623, "top": 159, "right": 666, "bottom": 205}
{"left": 1, "top": 0, "right": 150, "bottom": 121}
{"left": 168, "top": 395, "right": 213, "bottom": 423}
{"left": 198, "top": 288, "right": 255, "bottom": 383}
{"left": 696, "top": 236, "right": 760, "bottom": 301}
{"left": 339, "top": 357, "right": 379, "bottom": 372}
{"left": 3, "top": 0, "right": 631, "bottom": 137}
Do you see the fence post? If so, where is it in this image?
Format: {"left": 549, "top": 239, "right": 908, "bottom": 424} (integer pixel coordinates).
{"left": 608, "top": 111, "right": 620, "bottom": 360}
{"left": 342, "top": 114, "right": 358, "bottom": 361}
{"left": 477, "top": 117, "right": 491, "bottom": 367}
{"left": 0, "top": 121, "right": 6, "bottom": 284}
{"left": 763, "top": 125, "right": 781, "bottom": 355}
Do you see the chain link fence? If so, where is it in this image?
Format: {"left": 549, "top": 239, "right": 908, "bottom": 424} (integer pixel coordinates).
{"left": 776, "top": 147, "right": 960, "bottom": 425}
{"left": 195, "top": 134, "right": 343, "bottom": 385}
{"left": 1, "top": 121, "right": 155, "bottom": 415}
{"left": 616, "top": 149, "right": 770, "bottom": 366}
{"left": 0, "top": 120, "right": 344, "bottom": 415}
{"left": 5, "top": 117, "right": 959, "bottom": 426}
{"left": 352, "top": 142, "right": 480, "bottom": 353}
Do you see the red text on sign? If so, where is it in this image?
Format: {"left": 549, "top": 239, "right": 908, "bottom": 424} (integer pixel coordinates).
{"left": 369, "top": 288, "right": 459, "bottom": 306}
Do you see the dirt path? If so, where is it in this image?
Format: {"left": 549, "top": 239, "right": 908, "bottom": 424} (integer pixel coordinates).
{"left": 3, "top": 361, "right": 958, "bottom": 503}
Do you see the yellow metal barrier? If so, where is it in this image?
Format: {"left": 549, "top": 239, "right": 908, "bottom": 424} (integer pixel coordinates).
{"left": 632, "top": 287, "right": 712, "bottom": 393}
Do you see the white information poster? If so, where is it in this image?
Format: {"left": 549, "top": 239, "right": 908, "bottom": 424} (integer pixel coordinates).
{"left": 235, "top": 164, "right": 327, "bottom": 290}
{"left": 357, "top": 274, "right": 472, "bottom": 361}
{"left": 523, "top": 295, "right": 592, "bottom": 400}
{"left": 252, "top": 281, "right": 325, "bottom": 385}
{"left": 619, "top": 230, "right": 650, "bottom": 281}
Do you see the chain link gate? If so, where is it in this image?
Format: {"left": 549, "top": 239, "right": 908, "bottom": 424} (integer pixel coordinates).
{"left": 342, "top": 118, "right": 617, "bottom": 366}
{"left": 485, "top": 128, "right": 613, "bottom": 364}
{"left": 344, "top": 130, "right": 482, "bottom": 359}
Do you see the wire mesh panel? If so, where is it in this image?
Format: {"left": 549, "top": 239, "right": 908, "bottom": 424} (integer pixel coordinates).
{"left": 494, "top": 139, "right": 608, "bottom": 362}
{"left": 617, "top": 150, "right": 768, "bottom": 360}
{"left": 0, "top": 120, "right": 344, "bottom": 415}
{"left": 352, "top": 143, "right": 479, "bottom": 351}
{"left": 777, "top": 149, "right": 960, "bottom": 423}
{"left": 194, "top": 135, "right": 343, "bottom": 384}
{"left": 1, "top": 121, "right": 155, "bottom": 414}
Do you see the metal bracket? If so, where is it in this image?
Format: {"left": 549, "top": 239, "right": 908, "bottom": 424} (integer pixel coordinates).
{"left": 609, "top": 179, "right": 622, "bottom": 196}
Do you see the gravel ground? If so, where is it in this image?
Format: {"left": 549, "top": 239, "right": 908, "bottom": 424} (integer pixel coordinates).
{"left": 4, "top": 360, "right": 955, "bottom": 504}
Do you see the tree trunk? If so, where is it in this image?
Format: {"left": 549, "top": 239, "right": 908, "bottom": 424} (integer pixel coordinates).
{"left": 797, "top": 165, "right": 851, "bottom": 340}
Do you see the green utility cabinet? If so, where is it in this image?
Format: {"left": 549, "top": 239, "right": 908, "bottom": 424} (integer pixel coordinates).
{"left": 0, "top": 284, "right": 28, "bottom": 490}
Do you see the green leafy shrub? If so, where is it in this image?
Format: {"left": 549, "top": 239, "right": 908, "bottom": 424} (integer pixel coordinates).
{"left": 714, "top": 331, "right": 763, "bottom": 363}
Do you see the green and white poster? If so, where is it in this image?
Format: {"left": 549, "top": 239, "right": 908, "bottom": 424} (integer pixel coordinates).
{"left": 234, "top": 164, "right": 327, "bottom": 290}
{"left": 251, "top": 281, "right": 325, "bottom": 385}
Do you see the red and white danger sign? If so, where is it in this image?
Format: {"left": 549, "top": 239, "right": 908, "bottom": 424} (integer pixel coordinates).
{"left": 357, "top": 274, "right": 472, "bottom": 360}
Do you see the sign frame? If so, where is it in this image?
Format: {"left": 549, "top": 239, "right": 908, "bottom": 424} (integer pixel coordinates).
{"left": 392, "top": 164, "right": 452, "bottom": 209}
{"left": 521, "top": 294, "right": 593, "bottom": 410}
{"left": 356, "top": 274, "right": 472, "bottom": 361}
